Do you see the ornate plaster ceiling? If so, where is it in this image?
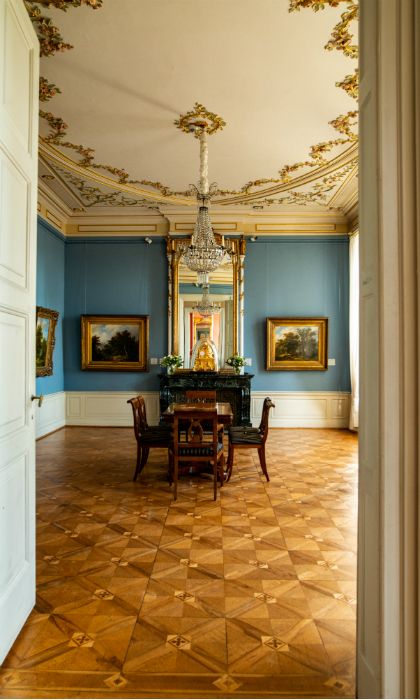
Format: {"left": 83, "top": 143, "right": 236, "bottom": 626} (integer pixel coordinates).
{"left": 29, "top": 0, "right": 358, "bottom": 218}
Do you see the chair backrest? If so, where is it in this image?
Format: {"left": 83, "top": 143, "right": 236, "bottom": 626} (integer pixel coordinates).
{"left": 172, "top": 407, "right": 219, "bottom": 457}
{"left": 258, "top": 397, "right": 275, "bottom": 441}
{"left": 127, "top": 396, "right": 148, "bottom": 439}
{"left": 185, "top": 390, "right": 217, "bottom": 404}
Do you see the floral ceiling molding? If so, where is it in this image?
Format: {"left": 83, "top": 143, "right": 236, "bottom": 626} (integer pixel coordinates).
{"left": 40, "top": 151, "right": 356, "bottom": 212}
{"left": 229, "top": 159, "right": 357, "bottom": 209}
{"left": 28, "top": 0, "right": 358, "bottom": 210}
{"left": 51, "top": 166, "right": 163, "bottom": 210}
{"left": 174, "top": 103, "right": 227, "bottom": 137}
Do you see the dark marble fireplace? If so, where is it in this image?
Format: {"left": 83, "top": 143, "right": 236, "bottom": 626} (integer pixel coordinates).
{"left": 159, "top": 371, "right": 253, "bottom": 426}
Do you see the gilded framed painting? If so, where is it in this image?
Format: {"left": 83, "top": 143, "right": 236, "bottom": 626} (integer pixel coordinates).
{"left": 81, "top": 315, "right": 149, "bottom": 371}
{"left": 36, "top": 306, "right": 59, "bottom": 377}
{"left": 266, "top": 317, "right": 328, "bottom": 371}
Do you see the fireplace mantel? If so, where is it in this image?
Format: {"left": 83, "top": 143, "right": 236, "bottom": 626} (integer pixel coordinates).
{"left": 159, "top": 371, "right": 253, "bottom": 426}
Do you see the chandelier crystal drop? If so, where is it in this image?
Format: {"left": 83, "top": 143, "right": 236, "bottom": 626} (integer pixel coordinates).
{"left": 180, "top": 123, "right": 227, "bottom": 275}
{"left": 193, "top": 284, "right": 222, "bottom": 317}
{"left": 183, "top": 206, "right": 226, "bottom": 274}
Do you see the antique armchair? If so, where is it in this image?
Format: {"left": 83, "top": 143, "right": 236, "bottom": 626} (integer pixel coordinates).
{"left": 226, "top": 397, "right": 275, "bottom": 482}
{"left": 168, "top": 407, "right": 225, "bottom": 501}
{"left": 127, "top": 395, "right": 171, "bottom": 481}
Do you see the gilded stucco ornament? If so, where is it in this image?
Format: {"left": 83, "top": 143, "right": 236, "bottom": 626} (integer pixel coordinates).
{"left": 28, "top": 0, "right": 358, "bottom": 209}
{"left": 174, "top": 103, "right": 226, "bottom": 137}
{"left": 24, "top": 2, "right": 72, "bottom": 56}
{"left": 39, "top": 77, "right": 61, "bottom": 102}
{"left": 336, "top": 70, "right": 358, "bottom": 99}
{"left": 324, "top": 1, "right": 358, "bottom": 58}
{"left": 226, "top": 161, "right": 357, "bottom": 208}
{"left": 53, "top": 168, "right": 162, "bottom": 209}
{"left": 24, "top": 1, "right": 102, "bottom": 58}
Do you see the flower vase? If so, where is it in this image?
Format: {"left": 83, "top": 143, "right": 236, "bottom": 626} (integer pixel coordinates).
{"left": 167, "top": 365, "right": 175, "bottom": 375}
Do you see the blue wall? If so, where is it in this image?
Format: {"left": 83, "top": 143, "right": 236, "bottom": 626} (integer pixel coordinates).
{"left": 36, "top": 218, "right": 65, "bottom": 395}
{"left": 244, "top": 237, "right": 350, "bottom": 391}
{"left": 64, "top": 238, "right": 167, "bottom": 390}
{"left": 36, "top": 221, "right": 350, "bottom": 393}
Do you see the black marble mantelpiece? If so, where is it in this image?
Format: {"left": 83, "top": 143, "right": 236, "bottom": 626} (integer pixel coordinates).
{"left": 159, "top": 371, "right": 253, "bottom": 426}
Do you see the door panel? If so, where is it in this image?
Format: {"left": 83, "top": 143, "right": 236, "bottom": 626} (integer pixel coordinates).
{"left": 0, "top": 311, "right": 26, "bottom": 438}
{"left": 1, "top": 0, "right": 35, "bottom": 156}
{"left": 0, "top": 453, "right": 29, "bottom": 592}
{"left": 0, "top": 153, "right": 30, "bottom": 288}
{"left": 0, "top": 0, "right": 38, "bottom": 663}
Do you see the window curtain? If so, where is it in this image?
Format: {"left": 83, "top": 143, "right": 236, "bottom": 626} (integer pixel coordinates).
{"left": 349, "top": 232, "right": 359, "bottom": 430}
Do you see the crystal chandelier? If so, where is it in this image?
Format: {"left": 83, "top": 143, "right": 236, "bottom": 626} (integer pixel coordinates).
{"left": 181, "top": 123, "right": 227, "bottom": 275}
{"left": 193, "top": 284, "right": 222, "bottom": 317}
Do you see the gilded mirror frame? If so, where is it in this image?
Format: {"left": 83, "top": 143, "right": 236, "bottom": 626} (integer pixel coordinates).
{"left": 167, "top": 235, "right": 246, "bottom": 361}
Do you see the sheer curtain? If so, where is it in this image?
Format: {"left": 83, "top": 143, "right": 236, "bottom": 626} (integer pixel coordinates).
{"left": 349, "top": 232, "right": 359, "bottom": 430}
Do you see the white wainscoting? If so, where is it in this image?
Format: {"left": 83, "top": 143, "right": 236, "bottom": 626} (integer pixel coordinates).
{"left": 35, "top": 391, "right": 66, "bottom": 439}
{"left": 32, "top": 390, "right": 353, "bottom": 431}
{"left": 36, "top": 391, "right": 351, "bottom": 434}
{"left": 251, "top": 391, "right": 350, "bottom": 428}
{"left": 65, "top": 391, "right": 160, "bottom": 427}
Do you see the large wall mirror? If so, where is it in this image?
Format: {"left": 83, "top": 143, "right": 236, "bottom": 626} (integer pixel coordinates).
{"left": 167, "top": 236, "right": 246, "bottom": 368}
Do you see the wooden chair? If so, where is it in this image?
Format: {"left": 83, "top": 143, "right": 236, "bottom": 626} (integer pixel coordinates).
{"left": 127, "top": 396, "right": 171, "bottom": 481}
{"left": 226, "top": 397, "right": 275, "bottom": 482}
{"left": 168, "top": 407, "right": 225, "bottom": 501}
{"left": 184, "top": 390, "right": 222, "bottom": 437}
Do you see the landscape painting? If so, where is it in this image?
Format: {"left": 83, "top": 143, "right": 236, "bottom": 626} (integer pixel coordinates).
{"left": 36, "top": 306, "right": 59, "bottom": 377}
{"left": 266, "top": 317, "right": 328, "bottom": 371}
{"left": 81, "top": 315, "right": 149, "bottom": 371}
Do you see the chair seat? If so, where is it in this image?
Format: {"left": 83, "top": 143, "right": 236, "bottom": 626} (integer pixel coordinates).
{"left": 229, "top": 426, "right": 260, "bottom": 435}
{"left": 141, "top": 428, "right": 172, "bottom": 444}
{"left": 128, "top": 395, "right": 172, "bottom": 481}
{"left": 229, "top": 430, "right": 263, "bottom": 445}
{"left": 227, "top": 397, "right": 274, "bottom": 483}
{"left": 178, "top": 442, "right": 223, "bottom": 456}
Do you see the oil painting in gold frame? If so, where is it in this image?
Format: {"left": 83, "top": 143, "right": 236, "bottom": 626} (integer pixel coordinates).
{"left": 36, "top": 306, "right": 59, "bottom": 377}
{"left": 81, "top": 315, "right": 149, "bottom": 371}
{"left": 266, "top": 317, "right": 328, "bottom": 371}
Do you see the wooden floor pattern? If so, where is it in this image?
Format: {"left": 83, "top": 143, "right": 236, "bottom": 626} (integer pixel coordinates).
{"left": 0, "top": 427, "right": 358, "bottom": 699}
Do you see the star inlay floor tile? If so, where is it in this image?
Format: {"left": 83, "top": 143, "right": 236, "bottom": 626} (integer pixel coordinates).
{"left": 1, "top": 426, "right": 357, "bottom": 698}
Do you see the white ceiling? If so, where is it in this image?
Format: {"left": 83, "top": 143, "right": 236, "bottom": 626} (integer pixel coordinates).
{"left": 37, "top": 0, "right": 358, "bottom": 215}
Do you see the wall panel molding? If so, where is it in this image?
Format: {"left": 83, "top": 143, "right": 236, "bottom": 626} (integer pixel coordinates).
{"left": 65, "top": 391, "right": 160, "bottom": 427}
{"left": 35, "top": 392, "right": 66, "bottom": 439}
{"left": 251, "top": 391, "right": 350, "bottom": 428}
{"left": 38, "top": 390, "right": 355, "bottom": 430}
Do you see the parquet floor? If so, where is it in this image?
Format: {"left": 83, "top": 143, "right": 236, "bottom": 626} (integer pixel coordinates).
{"left": 0, "top": 427, "right": 358, "bottom": 699}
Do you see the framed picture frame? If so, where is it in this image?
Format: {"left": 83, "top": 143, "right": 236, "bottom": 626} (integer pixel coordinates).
{"left": 266, "top": 317, "right": 328, "bottom": 371}
{"left": 36, "top": 306, "right": 59, "bottom": 377}
{"left": 81, "top": 315, "right": 149, "bottom": 371}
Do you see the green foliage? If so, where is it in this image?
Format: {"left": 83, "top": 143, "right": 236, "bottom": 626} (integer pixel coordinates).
{"left": 226, "top": 354, "right": 247, "bottom": 370}
{"left": 160, "top": 355, "right": 183, "bottom": 369}
{"left": 92, "top": 330, "right": 139, "bottom": 362}
{"left": 275, "top": 327, "right": 318, "bottom": 361}
{"left": 36, "top": 323, "right": 47, "bottom": 367}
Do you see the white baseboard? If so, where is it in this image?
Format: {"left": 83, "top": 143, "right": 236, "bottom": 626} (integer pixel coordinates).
{"left": 35, "top": 391, "right": 66, "bottom": 439}
{"left": 251, "top": 391, "right": 350, "bottom": 428}
{"left": 60, "top": 390, "right": 350, "bottom": 430}
{"left": 65, "top": 391, "right": 160, "bottom": 427}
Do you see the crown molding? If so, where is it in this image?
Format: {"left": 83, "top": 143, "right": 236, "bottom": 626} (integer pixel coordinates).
{"left": 164, "top": 209, "right": 350, "bottom": 237}
{"left": 38, "top": 186, "right": 352, "bottom": 238}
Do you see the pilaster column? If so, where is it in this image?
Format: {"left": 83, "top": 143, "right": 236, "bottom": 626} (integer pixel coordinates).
{"left": 358, "top": 1, "right": 420, "bottom": 697}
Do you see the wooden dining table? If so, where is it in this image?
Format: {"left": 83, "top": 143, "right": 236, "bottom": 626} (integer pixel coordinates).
{"left": 162, "top": 401, "right": 233, "bottom": 426}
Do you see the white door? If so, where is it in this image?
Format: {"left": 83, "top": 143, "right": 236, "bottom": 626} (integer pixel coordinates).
{"left": 0, "top": 0, "right": 38, "bottom": 662}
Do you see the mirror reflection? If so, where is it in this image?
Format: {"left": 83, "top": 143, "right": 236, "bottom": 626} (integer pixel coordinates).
{"left": 168, "top": 236, "right": 245, "bottom": 367}
{"left": 178, "top": 258, "right": 234, "bottom": 368}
